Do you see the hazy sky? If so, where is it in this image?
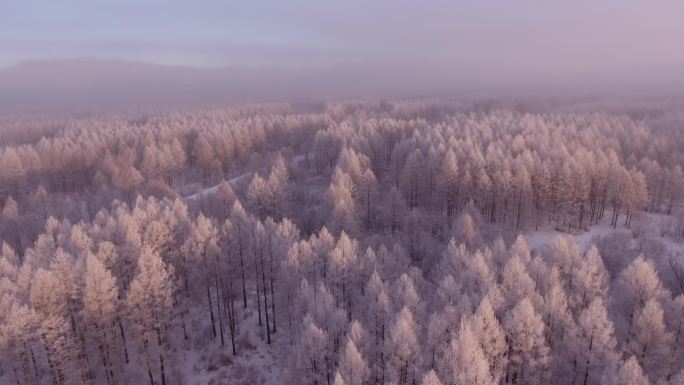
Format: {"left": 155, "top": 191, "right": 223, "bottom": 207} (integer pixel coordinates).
{"left": 1, "top": 0, "right": 683, "bottom": 91}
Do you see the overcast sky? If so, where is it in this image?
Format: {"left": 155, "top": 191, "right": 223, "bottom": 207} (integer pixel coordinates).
{"left": 1, "top": 0, "right": 683, "bottom": 93}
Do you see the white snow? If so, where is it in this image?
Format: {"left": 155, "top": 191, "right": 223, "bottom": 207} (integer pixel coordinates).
{"left": 525, "top": 221, "right": 630, "bottom": 253}
{"left": 179, "top": 298, "right": 284, "bottom": 385}
{"left": 184, "top": 154, "right": 309, "bottom": 202}
{"left": 184, "top": 173, "right": 249, "bottom": 201}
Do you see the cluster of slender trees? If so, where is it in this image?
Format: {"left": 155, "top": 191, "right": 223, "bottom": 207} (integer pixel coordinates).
{"left": 0, "top": 99, "right": 683, "bottom": 385}
{"left": 1, "top": 193, "right": 683, "bottom": 385}
{"left": 315, "top": 110, "right": 683, "bottom": 234}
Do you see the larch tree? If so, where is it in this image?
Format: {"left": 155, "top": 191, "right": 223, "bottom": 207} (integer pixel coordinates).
{"left": 387, "top": 306, "right": 421, "bottom": 385}
{"left": 472, "top": 295, "right": 508, "bottom": 384}
{"left": 509, "top": 235, "right": 531, "bottom": 265}
{"left": 247, "top": 173, "right": 270, "bottom": 218}
{"left": 1, "top": 302, "right": 41, "bottom": 385}
{"left": 125, "top": 246, "right": 175, "bottom": 385}
{"left": 613, "top": 255, "right": 668, "bottom": 340}
{"left": 421, "top": 369, "right": 444, "bottom": 385}
{"left": 426, "top": 308, "right": 451, "bottom": 370}
{"left": 542, "top": 276, "right": 574, "bottom": 362}
{"left": 338, "top": 337, "right": 370, "bottom": 385}
{"left": 454, "top": 212, "right": 480, "bottom": 250}
{"left": 30, "top": 267, "right": 85, "bottom": 385}
{"left": 392, "top": 273, "right": 422, "bottom": 319}
{"left": 332, "top": 371, "right": 346, "bottom": 385}
{"left": 328, "top": 231, "right": 359, "bottom": 321}
{"left": 610, "top": 356, "right": 651, "bottom": 385}
{"left": 443, "top": 318, "right": 495, "bottom": 385}
{"left": 267, "top": 154, "right": 290, "bottom": 219}
{"left": 501, "top": 255, "right": 539, "bottom": 311}
{"left": 627, "top": 299, "right": 673, "bottom": 380}
{"left": 347, "top": 320, "right": 370, "bottom": 360}
{"left": 228, "top": 201, "right": 252, "bottom": 309}
{"left": 665, "top": 294, "right": 684, "bottom": 381}
{"left": 572, "top": 298, "right": 619, "bottom": 385}
{"left": 192, "top": 135, "right": 220, "bottom": 183}
{"left": 293, "top": 314, "right": 328, "bottom": 385}
{"left": 570, "top": 245, "right": 609, "bottom": 314}
{"left": 83, "top": 253, "right": 120, "bottom": 385}
{"left": 181, "top": 213, "right": 221, "bottom": 341}
{"left": 327, "top": 167, "right": 359, "bottom": 236}
{"left": 435, "top": 275, "right": 462, "bottom": 308}
{"left": 464, "top": 250, "right": 496, "bottom": 304}
{"left": 504, "top": 297, "right": 550, "bottom": 385}
{"left": 364, "top": 270, "right": 391, "bottom": 384}
{"left": 441, "top": 149, "right": 460, "bottom": 218}
{"left": 491, "top": 236, "right": 508, "bottom": 283}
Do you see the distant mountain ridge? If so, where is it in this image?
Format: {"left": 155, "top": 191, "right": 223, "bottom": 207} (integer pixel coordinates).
{"left": 0, "top": 58, "right": 317, "bottom": 114}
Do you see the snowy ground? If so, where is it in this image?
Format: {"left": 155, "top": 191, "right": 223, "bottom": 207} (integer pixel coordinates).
{"left": 524, "top": 221, "right": 630, "bottom": 253}
{"left": 525, "top": 212, "right": 683, "bottom": 256}
{"left": 184, "top": 174, "right": 250, "bottom": 201}
{"left": 524, "top": 212, "right": 684, "bottom": 294}
{"left": 180, "top": 300, "right": 284, "bottom": 385}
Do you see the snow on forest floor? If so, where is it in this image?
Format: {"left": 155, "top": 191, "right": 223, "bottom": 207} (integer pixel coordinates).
{"left": 174, "top": 213, "right": 684, "bottom": 384}
{"left": 181, "top": 300, "right": 284, "bottom": 385}
{"left": 525, "top": 212, "right": 683, "bottom": 256}
{"left": 524, "top": 212, "right": 684, "bottom": 293}
{"left": 524, "top": 221, "right": 630, "bottom": 253}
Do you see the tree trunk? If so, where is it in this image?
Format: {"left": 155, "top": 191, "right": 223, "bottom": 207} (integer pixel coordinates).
{"left": 206, "top": 283, "right": 217, "bottom": 339}
{"left": 142, "top": 335, "right": 154, "bottom": 385}
{"left": 215, "top": 277, "right": 225, "bottom": 347}
{"left": 156, "top": 328, "right": 166, "bottom": 385}
{"left": 118, "top": 320, "right": 129, "bottom": 364}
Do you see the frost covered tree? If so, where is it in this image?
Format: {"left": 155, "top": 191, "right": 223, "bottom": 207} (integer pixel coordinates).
{"left": 610, "top": 356, "right": 650, "bottom": 385}
{"left": 613, "top": 255, "right": 668, "bottom": 340}
{"left": 542, "top": 277, "right": 574, "bottom": 351}
{"left": 472, "top": 295, "right": 507, "bottom": 384}
{"left": 665, "top": 294, "right": 684, "bottom": 381}
{"left": 504, "top": 298, "right": 549, "bottom": 385}
{"left": 626, "top": 299, "right": 672, "bottom": 380}
{"left": 338, "top": 338, "right": 370, "bottom": 385}
{"left": 421, "top": 369, "right": 444, "bottom": 385}
{"left": 328, "top": 231, "right": 359, "bottom": 321}
{"left": 502, "top": 255, "right": 539, "bottom": 310}
{"left": 364, "top": 270, "right": 391, "bottom": 383}
{"left": 1, "top": 302, "right": 42, "bottom": 385}
{"left": 387, "top": 306, "right": 421, "bottom": 385}
{"left": 83, "top": 253, "right": 120, "bottom": 385}
{"left": 267, "top": 154, "right": 290, "bottom": 219}
{"left": 125, "top": 246, "right": 175, "bottom": 385}
{"left": 570, "top": 245, "right": 609, "bottom": 313}
{"left": 293, "top": 314, "right": 328, "bottom": 385}
{"left": 572, "top": 298, "right": 619, "bottom": 385}
{"left": 181, "top": 213, "right": 221, "bottom": 340}
{"left": 327, "top": 167, "right": 359, "bottom": 235}
{"left": 247, "top": 173, "right": 270, "bottom": 218}
{"left": 443, "top": 318, "right": 495, "bottom": 385}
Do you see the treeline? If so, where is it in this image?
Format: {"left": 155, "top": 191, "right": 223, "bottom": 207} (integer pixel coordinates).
{"left": 1, "top": 102, "right": 682, "bottom": 253}
{"left": 314, "top": 111, "right": 683, "bottom": 235}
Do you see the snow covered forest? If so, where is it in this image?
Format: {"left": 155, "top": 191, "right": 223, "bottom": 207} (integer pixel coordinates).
{"left": 1, "top": 99, "right": 684, "bottom": 385}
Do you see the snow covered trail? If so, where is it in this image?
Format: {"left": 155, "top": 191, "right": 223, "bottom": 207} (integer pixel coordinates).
{"left": 184, "top": 153, "right": 309, "bottom": 201}
{"left": 184, "top": 173, "right": 249, "bottom": 201}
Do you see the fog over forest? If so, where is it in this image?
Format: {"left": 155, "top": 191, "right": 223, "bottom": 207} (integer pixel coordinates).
{"left": 1, "top": 2, "right": 684, "bottom": 385}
